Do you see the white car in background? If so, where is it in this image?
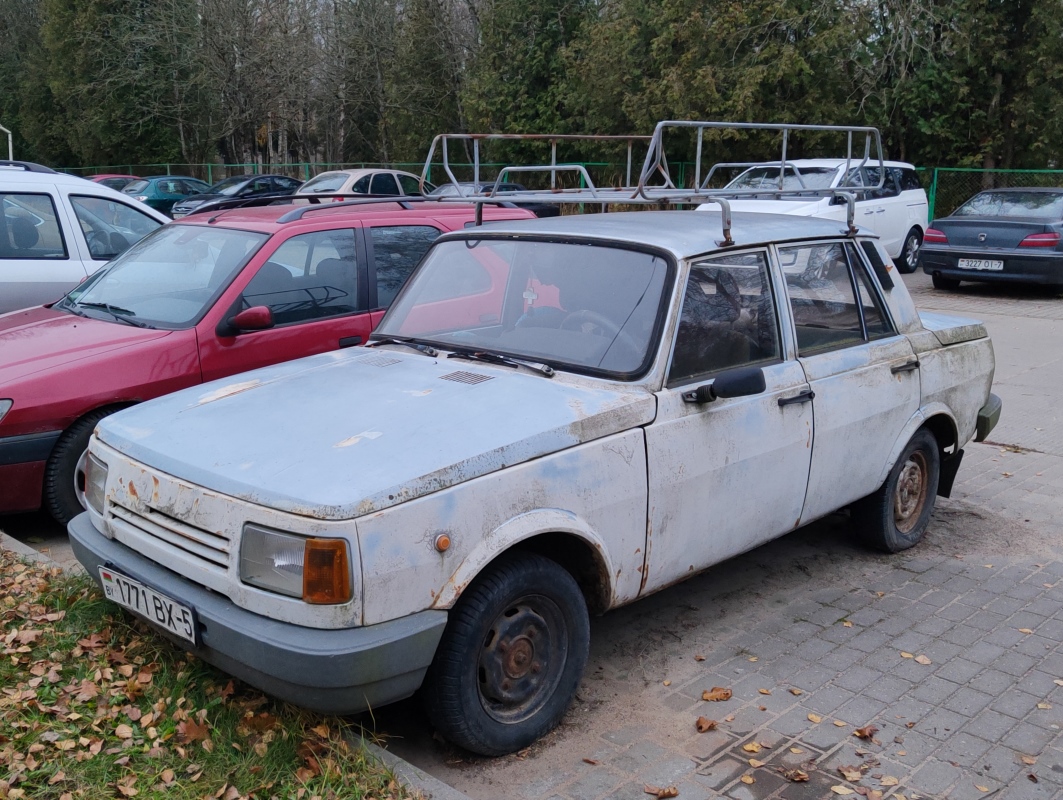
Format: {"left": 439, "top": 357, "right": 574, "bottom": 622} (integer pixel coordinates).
{"left": 295, "top": 168, "right": 435, "bottom": 197}
{"left": 1, "top": 161, "right": 168, "bottom": 314}
{"left": 701, "top": 159, "right": 929, "bottom": 273}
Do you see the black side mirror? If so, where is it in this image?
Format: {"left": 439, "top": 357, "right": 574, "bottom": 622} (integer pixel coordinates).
{"left": 682, "top": 366, "right": 766, "bottom": 404}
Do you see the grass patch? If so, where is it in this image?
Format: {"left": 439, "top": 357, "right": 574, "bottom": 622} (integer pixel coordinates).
{"left": 0, "top": 549, "right": 412, "bottom": 799}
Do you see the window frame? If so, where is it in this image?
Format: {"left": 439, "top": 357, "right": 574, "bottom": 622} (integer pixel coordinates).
{"left": 365, "top": 223, "right": 446, "bottom": 311}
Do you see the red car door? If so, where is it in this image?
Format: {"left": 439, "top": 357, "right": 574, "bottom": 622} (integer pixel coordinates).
{"left": 197, "top": 225, "right": 373, "bottom": 383}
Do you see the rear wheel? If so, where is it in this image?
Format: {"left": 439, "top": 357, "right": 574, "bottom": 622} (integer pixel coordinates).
{"left": 423, "top": 551, "right": 589, "bottom": 756}
{"left": 853, "top": 428, "right": 940, "bottom": 553}
{"left": 44, "top": 408, "right": 119, "bottom": 524}
{"left": 898, "top": 228, "right": 923, "bottom": 274}
{"left": 932, "top": 272, "right": 960, "bottom": 290}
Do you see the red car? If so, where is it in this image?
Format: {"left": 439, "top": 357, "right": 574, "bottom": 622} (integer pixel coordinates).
{"left": 0, "top": 199, "right": 534, "bottom": 523}
{"left": 88, "top": 174, "right": 142, "bottom": 191}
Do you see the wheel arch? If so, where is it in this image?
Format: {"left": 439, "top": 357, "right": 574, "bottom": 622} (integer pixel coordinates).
{"left": 877, "top": 404, "right": 958, "bottom": 486}
{"left": 54, "top": 401, "right": 139, "bottom": 454}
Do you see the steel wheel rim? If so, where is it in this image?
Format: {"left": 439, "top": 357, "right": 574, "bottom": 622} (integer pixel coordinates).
{"left": 477, "top": 594, "right": 567, "bottom": 724}
{"left": 74, "top": 449, "right": 89, "bottom": 511}
{"left": 893, "top": 451, "right": 928, "bottom": 533}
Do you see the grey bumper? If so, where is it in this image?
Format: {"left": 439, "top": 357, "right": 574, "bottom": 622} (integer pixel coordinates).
{"left": 68, "top": 512, "right": 447, "bottom": 714}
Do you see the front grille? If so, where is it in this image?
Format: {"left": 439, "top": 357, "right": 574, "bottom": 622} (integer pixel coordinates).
{"left": 439, "top": 370, "right": 493, "bottom": 385}
{"left": 109, "top": 501, "right": 230, "bottom": 570}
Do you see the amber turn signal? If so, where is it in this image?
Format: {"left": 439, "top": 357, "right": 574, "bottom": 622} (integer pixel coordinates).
{"left": 302, "top": 539, "right": 352, "bottom": 604}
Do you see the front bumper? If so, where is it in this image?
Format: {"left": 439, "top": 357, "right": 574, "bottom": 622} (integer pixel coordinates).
{"left": 920, "top": 248, "right": 1063, "bottom": 285}
{"left": 0, "top": 430, "right": 60, "bottom": 512}
{"left": 69, "top": 512, "right": 447, "bottom": 714}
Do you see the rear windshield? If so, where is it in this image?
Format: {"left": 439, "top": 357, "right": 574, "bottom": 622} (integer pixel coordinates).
{"left": 953, "top": 191, "right": 1063, "bottom": 219}
{"left": 123, "top": 180, "right": 149, "bottom": 194}
{"left": 728, "top": 166, "right": 837, "bottom": 191}
{"left": 300, "top": 173, "right": 348, "bottom": 193}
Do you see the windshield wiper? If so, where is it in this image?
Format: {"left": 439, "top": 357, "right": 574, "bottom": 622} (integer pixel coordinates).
{"left": 446, "top": 348, "right": 555, "bottom": 378}
{"left": 366, "top": 337, "right": 439, "bottom": 357}
{"left": 75, "top": 302, "right": 151, "bottom": 328}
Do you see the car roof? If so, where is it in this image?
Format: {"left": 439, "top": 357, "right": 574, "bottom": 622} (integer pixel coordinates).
{"left": 967, "top": 186, "right": 1063, "bottom": 193}
{"left": 172, "top": 199, "right": 532, "bottom": 233}
{"left": 436, "top": 209, "right": 868, "bottom": 260}
{"left": 741, "top": 158, "right": 915, "bottom": 170}
{"left": 308, "top": 168, "right": 420, "bottom": 180}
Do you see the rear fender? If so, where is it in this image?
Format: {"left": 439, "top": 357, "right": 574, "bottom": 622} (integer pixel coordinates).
{"left": 876, "top": 403, "right": 957, "bottom": 487}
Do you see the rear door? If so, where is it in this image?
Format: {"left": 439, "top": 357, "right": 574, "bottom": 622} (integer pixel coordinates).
{"left": 198, "top": 225, "right": 373, "bottom": 381}
{"left": 0, "top": 187, "right": 83, "bottom": 312}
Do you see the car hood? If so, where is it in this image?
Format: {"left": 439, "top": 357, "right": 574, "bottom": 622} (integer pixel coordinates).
{"left": 174, "top": 193, "right": 222, "bottom": 206}
{"left": 0, "top": 306, "right": 173, "bottom": 383}
{"left": 97, "top": 349, "right": 657, "bottom": 519}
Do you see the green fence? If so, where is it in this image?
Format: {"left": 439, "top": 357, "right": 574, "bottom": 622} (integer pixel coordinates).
{"left": 924, "top": 168, "right": 1063, "bottom": 220}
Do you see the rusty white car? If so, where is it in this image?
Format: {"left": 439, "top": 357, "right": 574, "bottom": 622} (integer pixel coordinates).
{"left": 69, "top": 207, "right": 1000, "bottom": 756}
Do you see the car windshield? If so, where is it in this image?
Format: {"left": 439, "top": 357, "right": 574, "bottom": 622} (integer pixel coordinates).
{"left": 953, "top": 191, "right": 1063, "bottom": 219}
{"left": 60, "top": 225, "right": 267, "bottom": 328}
{"left": 209, "top": 176, "right": 251, "bottom": 196}
{"left": 727, "top": 166, "right": 837, "bottom": 191}
{"left": 375, "top": 238, "right": 670, "bottom": 377}
{"left": 123, "top": 180, "right": 149, "bottom": 194}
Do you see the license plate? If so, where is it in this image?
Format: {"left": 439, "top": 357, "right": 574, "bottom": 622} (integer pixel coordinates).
{"left": 958, "top": 258, "right": 1003, "bottom": 271}
{"left": 99, "top": 567, "right": 197, "bottom": 646}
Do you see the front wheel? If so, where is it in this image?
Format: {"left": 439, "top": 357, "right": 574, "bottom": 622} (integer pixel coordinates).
{"left": 898, "top": 228, "right": 923, "bottom": 274}
{"left": 423, "top": 551, "right": 589, "bottom": 756}
{"left": 852, "top": 428, "right": 940, "bottom": 553}
{"left": 44, "top": 408, "right": 119, "bottom": 524}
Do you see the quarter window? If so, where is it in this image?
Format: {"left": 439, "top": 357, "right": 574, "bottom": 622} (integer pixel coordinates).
{"left": 370, "top": 225, "right": 442, "bottom": 308}
{"left": 242, "top": 229, "right": 362, "bottom": 326}
{"left": 369, "top": 173, "right": 400, "bottom": 196}
{"left": 668, "top": 251, "right": 780, "bottom": 385}
{"left": 0, "top": 193, "right": 67, "bottom": 260}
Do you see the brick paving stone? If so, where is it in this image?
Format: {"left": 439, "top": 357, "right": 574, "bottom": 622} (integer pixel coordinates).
{"left": 912, "top": 674, "right": 962, "bottom": 705}
{"left": 908, "top": 756, "right": 966, "bottom": 794}
{"left": 918, "top": 706, "right": 969, "bottom": 740}
{"left": 636, "top": 755, "right": 696, "bottom": 787}
{"left": 993, "top": 651, "right": 1040, "bottom": 677}
{"left": 936, "top": 657, "right": 984, "bottom": 685}
{"left": 607, "top": 740, "right": 674, "bottom": 775}
{"left": 1001, "top": 721, "right": 1059, "bottom": 754}
{"left": 692, "top": 757, "right": 747, "bottom": 790}
{"left": 933, "top": 730, "right": 994, "bottom": 767}
{"left": 558, "top": 765, "right": 624, "bottom": 799}
{"left": 964, "top": 640, "right": 1009, "bottom": 666}
{"left": 832, "top": 665, "right": 883, "bottom": 694}
{"left": 944, "top": 686, "right": 996, "bottom": 717}
{"left": 831, "top": 695, "right": 888, "bottom": 725}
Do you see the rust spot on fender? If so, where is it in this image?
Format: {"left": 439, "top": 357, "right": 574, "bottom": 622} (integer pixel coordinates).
{"left": 127, "top": 482, "right": 138, "bottom": 500}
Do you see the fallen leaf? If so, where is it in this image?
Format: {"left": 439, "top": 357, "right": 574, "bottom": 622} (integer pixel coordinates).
{"left": 789, "top": 688, "right": 803, "bottom": 696}
{"left": 790, "top": 747, "right": 804, "bottom": 754}
{"left": 694, "top": 655, "right": 705, "bottom": 662}
{"left": 1054, "top": 680, "right": 1063, "bottom": 687}
{"left": 723, "top": 714, "right": 735, "bottom": 722}
{"left": 695, "top": 717, "right": 716, "bottom": 733}
{"left": 748, "top": 657, "right": 758, "bottom": 662}
{"left": 1037, "top": 703, "right": 1051, "bottom": 710}
{"left": 880, "top": 776, "right": 899, "bottom": 786}
{"left": 843, "top": 620, "right": 853, "bottom": 628}
{"left": 832, "top": 786, "right": 855, "bottom": 795}
{"left": 1002, "top": 472, "right": 1013, "bottom": 477}
{"left": 758, "top": 688, "right": 771, "bottom": 695}
{"left": 976, "top": 787, "right": 990, "bottom": 793}
{"left": 740, "top": 775, "right": 755, "bottom": 785}
{"left": 897, "top": 751, "right": 906, "bottom": 756}
{"left": 48, "top": 771, "right": 65, "bottom": 785}
{"left": 900, "top": 652, "right": 913, "bottom": 659}
{"left": 582, "top": 758, "right": 599, "bottom": 765}
{"left": 662, "top": 680, "right": 671, "bottom": 686}
{"left": 758, "top": 705, "right": 767, "bottom": 711}
{"left": 914, "top": 655, "right": 932, "bottom": 665}
{"left": 834, "top": 720, "right": 847, "bottom": 727}
{"left": 808, "top": 713, "right": 823, "bottom": 723}
{"left": 176, "top": 719, "right": 210, "bottom": 743}
{"left": 853, "top": 725, "right": 879, "bottom": 740}
{"left": 781, "top": 768, "right": 809, "bottom": 782}
{"left": 1029, "top": 773, "right": 1039, "bottom": 783}
{"left": 1019, "top": 628, "right": 1034, "bottom": 634}
{"left": 983, "top": 564, "right": 993, "bottom": 569}
{"left": 115, "top": 724, "right": 134, "bottom": 740}
{"left": 876, "top": 592, "right": 885, "bottom": 597}
{"left": 702, "top": 687, "right": 732, "bottom": 702}
{"left": 643, "top": 785, "right": 678, "bottom": 798}
{"left": 742, "top": 742, "right": 762, "bottom": 753}
{"left": 160, "top": 770, "right": 175, "bottom": 785}
{"left": 839, "top": 766, "right": 864, "bottom": 781}
{"left": 1021, "top": 756, "right": 1037, "bottom": 765}
{"left": 749, "top": 758, "right": 765, "bottom": 767}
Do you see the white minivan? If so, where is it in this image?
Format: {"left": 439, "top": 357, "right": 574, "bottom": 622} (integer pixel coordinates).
{"left": 701, "top": 159, "right": 930, "bottom": 273}
{"left": 1, "top": 161, "right": 168, "bottom": 315}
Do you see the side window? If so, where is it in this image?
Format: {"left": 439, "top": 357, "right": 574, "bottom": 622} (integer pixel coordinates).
{"left": 397, "top": 174, "right": 424, "bottom": 195}
{"left": 249, "top": 179, "right": 272, "bottom": 195}
{"left": 0, "top": 193, "right": 68, "bottom": 259}
{"left": 369, "top": 173, "right": 400, "bottom": 196}
{"left": 897, "top": 168, "right": 923, "bottom": 192}
{"left": 865, "top": 167, "right": 899, "bottom": 199}
{"left": 780, "top": 241, "right": 891, "bottom": 355}
{"left": 370, "top": 226, "right": 442, "bottom": 308}
{"left": 272, "top": 177, "right": 298, "bottom": 193}
{"left": 241, "top": 229, "right": 362, "bottom": 326}
{"left": 847, "top": 242, "right": 894, "bottom": 339}
{"left": 668, "top": 250, "right": 780, "bottom": 385}
{"left": 351, "top": 175, "right": 372, "bottom": 193}
{"left": 69, "top": 195, "right": 163, "bottom": 260}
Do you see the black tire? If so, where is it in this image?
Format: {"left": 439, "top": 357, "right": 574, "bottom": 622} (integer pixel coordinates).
{"left": 44, "top": 408, "right": 118, "bottom": 524}
{"left": 897, "top": 228, "right": 923, "bottom": 274}
{"left": 932, "top": 272, "right": 960, "bottom": 291}
{"left": 852, "top": 428, "right": 940, "bottom": 553}
{"left": 423, "top": 551, "right": 590, "bottom": 756}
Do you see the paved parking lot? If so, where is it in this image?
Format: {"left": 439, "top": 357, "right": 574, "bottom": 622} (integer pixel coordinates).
{"left": 371, "top": 272, "right": 1063, "bottom": 800}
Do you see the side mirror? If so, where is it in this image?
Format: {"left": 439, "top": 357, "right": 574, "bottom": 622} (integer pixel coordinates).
{"left": 217, "top": 305, "right": 273, "bottom": 337}
{"left": 682, "top": 366, "right": 766, "bottom": 404}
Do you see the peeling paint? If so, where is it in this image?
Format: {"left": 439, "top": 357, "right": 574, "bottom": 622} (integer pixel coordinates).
{"left": 194, "top": 380, "right": 261, "bottom": 406}
{"left": 335, "top": 431, "right": 384, "bottom": 448}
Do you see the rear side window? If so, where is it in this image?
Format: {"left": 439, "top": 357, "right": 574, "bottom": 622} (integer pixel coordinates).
{"left": 70, "top": 195, "right": 163, "bottom": 260}
{"left": 397, "top": 174, "right": 425, "bottom": 195}
{"left": 369, "top": 173, "right": 400, "bottom": 196}
{"left": 895, "top": 168, "right": 923, "bottom": 192}
{"left": 370, "top": 225, "right": 441, "bottom": 308}
{"left": 0, "top": 193, "right": 68, "bottom": 259}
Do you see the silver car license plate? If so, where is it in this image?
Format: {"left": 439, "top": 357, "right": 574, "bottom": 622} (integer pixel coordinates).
{"left": 99, "top": 567, "right": 197, "bottom": 646}
{"left": 958, "top": 258, "right": 1003, "bottom": 271}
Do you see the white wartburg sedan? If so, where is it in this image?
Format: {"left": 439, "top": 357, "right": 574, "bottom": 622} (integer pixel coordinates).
{"left": 70, "top": 210, "right": 1000, "bottom": 756}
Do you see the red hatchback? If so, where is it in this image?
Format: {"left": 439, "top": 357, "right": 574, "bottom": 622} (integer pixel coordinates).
{"left": 0, "top": 199, "right": 534, "bottom": 523}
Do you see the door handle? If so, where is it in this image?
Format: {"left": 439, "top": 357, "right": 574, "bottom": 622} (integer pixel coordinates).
{"left": 778, "top": 389, "right": 815, "bottom": 407}
{"left": 876, "top": 208, "right": 886, "bottom": 213}
{"left": 339, "top": 335, "right": 363, "bottom": 348}
{"left": 891, "top": 359, "right": 920, "bottom": 374}
{"left": 863, "top": 209, "right": 874, "bottom": 215}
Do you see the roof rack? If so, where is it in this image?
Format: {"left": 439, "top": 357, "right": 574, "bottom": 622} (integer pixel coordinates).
{"left": 0, "top": 160, "right": 58, "bottom": 174}
{"left": 420, "top": 121, "right": 889, "bottom": 246}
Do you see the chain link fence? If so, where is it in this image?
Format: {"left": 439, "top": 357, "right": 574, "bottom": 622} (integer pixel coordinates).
{"left": 926, "top": 168, "right": 1063, "bottom": 219}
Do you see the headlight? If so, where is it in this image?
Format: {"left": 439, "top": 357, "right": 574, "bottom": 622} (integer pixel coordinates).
{"left": 0, "top": 399, "right": 12, "bottom": 424}
{"left": 134, "top": 195, "right": 148, "bottom": 201}
{"left": 240, "top": 524, "right": 351, "bottom": 604}
{"left": 84, "top": 452, "right": 108, "bottom": 516}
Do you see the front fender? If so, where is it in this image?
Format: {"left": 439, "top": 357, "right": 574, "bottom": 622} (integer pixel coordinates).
{"left": 430, "top": 508, "right": 615, "bottom": 610}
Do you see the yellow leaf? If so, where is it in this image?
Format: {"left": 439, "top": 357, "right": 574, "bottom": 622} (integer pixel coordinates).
{"left": 900, "top": 652, "right": 914, "bottom": 659}
{"left": 839, "top": 767, "right": 863, "bottom": 781}
{"left": 789, "top": 688, "right": 803, "bottom": 696}
{"left": 742, "top": 742, "right": 762, "bottom": 753}
{"left": 1037, "top": 703, "right": 1051, "bottom": 710}
{"left": 748, "top": 656, "right": 758, "bottom": 662}
{"left": 1054, "top": 679, "right": 1063, "bottom": 687}
{"left": 740, "top": 775, "right": 755, "bottom": 784}
{"left": 832, "top": 786, "right": 855, "bottom": 795}
{"left": 311, "top": 724, "right": 330, "bottom": 738}
{"left": 1021, "top": 756, "right": 1037, "bottom": 765}
{"left": 914, "top": 655, "right": 932, "bottom": 665}
{"left": 749, "top": 758, "right": 765, "bottom": 767}
{"left": 842, "top": 620, "right": 853, "bottom": 627}
{"left": 662, "top": 680, "right": 671, "bottom": 686}
{"left": 1019, "top": 628, "right": 1034, "bottom": 634}
{"left": 808, "top": 713, "right": 823, "bottom": 723}
{"left": 880, "top": 776, "right": 899, "bottom": 786}
{"left": 976, "top": 787, "right": 990, "bottom": 793}
{"left": 758, "top": 688, "right": 771, "bottom": 695}
{"left": 702, "top": 687, "right": 732, "bottom": 702}
{"left": 834, "top": 720, "right": 847, "bottom": 727}
{"left": 790, "top": 747, "right": 804, "bottom": 754}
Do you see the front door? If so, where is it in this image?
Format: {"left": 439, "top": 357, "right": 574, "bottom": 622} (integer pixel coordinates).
{"left": 777, "top": 240, "right": 921, "bottom": 523}
{"left": 643, "top": 250, "right": 814, "bottom": 594}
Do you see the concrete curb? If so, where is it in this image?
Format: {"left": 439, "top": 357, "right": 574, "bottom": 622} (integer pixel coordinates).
{"left": 361, "top": 738, "right": 473, "bottom": 800}
{"left": 0, "top": 530, "right": 62, "bottom": 568}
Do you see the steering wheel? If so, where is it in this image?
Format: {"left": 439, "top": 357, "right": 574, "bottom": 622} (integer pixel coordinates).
{"left": 560, "top": 309, "right": 623, "bottom": 338}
